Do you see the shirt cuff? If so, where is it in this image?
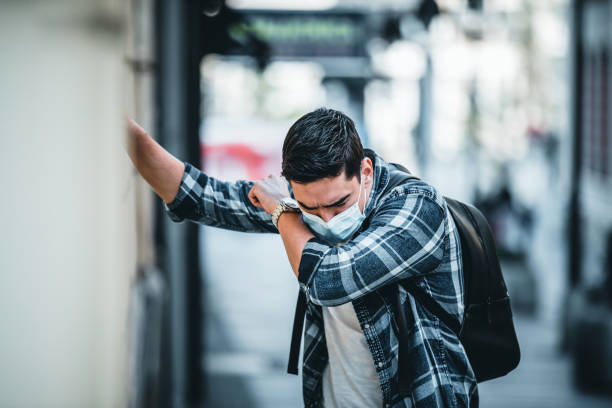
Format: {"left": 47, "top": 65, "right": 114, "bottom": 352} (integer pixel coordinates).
{"left": 163, "top": 162, "right": 199, "bottom": 222}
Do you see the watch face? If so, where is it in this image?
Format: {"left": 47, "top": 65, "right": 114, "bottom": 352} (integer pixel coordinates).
{"left": 281, "top": 197, "right": 299, "bottom": 210}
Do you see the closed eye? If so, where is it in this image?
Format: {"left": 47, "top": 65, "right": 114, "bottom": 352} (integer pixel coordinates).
{"left": 325, "top": 199, "right": 347, "bottom": 209}
{"left": 298, "top": 193, "right": 352, "bottom": 211}
{"left": 323, "top": 193, "right": 351, "bottom": 208}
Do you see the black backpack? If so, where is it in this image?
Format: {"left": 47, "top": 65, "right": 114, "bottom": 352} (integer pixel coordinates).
{"left": 286, "top": 164, "right": 521, "bottom": 387}
{"left": 384, "top": 163, "right": 521, "bottom": 388}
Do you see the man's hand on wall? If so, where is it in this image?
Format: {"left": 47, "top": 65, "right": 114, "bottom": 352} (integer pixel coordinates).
{"left": 124, "top": 117, "right": 184, "bottom": 204}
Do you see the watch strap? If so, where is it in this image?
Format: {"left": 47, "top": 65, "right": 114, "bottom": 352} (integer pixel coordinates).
{"left": 272, "top": 200, "right": 298, "bottom": 229}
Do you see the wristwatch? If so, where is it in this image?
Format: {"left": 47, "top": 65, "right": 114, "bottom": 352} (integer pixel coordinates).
{"left": 271, "top": 197, "right": 300, "bottom": 229}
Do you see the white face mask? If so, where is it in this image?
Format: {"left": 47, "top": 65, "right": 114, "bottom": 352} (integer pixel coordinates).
{"left": 301, "top": 176, "right": 367, "bottom": 244}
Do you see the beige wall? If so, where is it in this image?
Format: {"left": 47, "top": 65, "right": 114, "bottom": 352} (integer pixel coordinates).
{"left": 0, "top": 0, "right": 137, "bottom": 406}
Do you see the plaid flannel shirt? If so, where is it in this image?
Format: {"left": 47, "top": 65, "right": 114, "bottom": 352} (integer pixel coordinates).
{"left": 164, "top": 150, "right": 478, "bottom": 408}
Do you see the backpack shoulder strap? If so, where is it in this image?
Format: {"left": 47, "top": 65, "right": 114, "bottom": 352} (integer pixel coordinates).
{"left": 383, "top": 163, "right": 420, "bottom": 194}
{"left": 287, "top": 290, "right": 307, "bottom": 375}
{"left": 398, "top": 281, "right": 462, "bottom": 335}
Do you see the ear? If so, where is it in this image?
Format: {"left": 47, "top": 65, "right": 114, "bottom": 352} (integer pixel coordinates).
{"left": 362, "top": 157, "right": 374, "bottom": 185}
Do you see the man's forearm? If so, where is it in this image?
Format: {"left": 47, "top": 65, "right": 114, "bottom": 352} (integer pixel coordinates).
{"left": 127, "top": 119, "right": 185, "bottom": 204}
{"left": 277, "top": 212, "right": 315, "bottom": 277}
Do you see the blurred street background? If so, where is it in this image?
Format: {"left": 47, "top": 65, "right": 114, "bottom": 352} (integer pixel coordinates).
{"left": 2, "top": 0, "right": 612, "bottom": 407}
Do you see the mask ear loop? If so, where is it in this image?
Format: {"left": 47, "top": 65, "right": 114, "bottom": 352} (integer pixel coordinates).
{"left": 357, "top": 165, "right": 367, "bottom": 214}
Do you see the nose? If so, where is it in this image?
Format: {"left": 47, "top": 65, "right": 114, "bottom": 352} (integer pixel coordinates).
{"left": 318, "top": 209, "right": 337, "bottom": 223}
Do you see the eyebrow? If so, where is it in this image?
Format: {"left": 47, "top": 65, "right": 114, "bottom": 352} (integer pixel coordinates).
{"left": 298, "top": 193, "right": 352, "bottom": 211}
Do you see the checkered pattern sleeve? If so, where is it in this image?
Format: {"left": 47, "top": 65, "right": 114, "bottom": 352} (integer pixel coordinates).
{"left": 297, "top": 190, "right": 446, "bottom": 306}
{"left": 163, "top": 162, "right": 277, "bottom": 233}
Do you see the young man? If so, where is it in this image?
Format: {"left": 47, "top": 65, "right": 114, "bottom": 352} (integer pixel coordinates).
{"left": 127, "top": 108, "right": 478, "bottom": 408}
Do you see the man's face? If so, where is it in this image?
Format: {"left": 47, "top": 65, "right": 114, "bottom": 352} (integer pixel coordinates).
{"left": 290, "top": 158, "right": 374, "bottom": 223}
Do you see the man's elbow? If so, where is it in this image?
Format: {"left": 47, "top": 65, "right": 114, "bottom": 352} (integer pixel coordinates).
{"left": 306, "top": 279, "right": 354, "bottom": 307}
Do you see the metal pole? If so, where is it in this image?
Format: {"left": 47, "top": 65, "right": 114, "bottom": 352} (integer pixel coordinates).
{"left": 568, "top": 0, "right": 583, "bottom": 288}
{"left": 416, "top": 53, "right": 432, "bottom": 177}
{"left": 155, "top": 0, "right": 204, "bottom": 407}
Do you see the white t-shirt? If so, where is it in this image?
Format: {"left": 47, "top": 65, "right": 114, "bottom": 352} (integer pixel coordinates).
{"left": 321, "top": 302, "right": 384, "bottom": 408}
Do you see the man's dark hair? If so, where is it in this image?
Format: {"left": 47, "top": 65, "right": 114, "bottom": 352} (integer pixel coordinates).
{"left": 282, "top": 108, "right": 364, "bottom": 183}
